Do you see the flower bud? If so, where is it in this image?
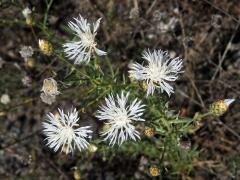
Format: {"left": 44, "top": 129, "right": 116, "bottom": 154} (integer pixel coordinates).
{"left": 26, "top": 16, "right": 33, "bottom": 26}
{"left": 142, "top": 81, "right": 148, "bottom": 91}
{"left": 25, "top": 57, "right": 35, "bottom": 68}
{"left": 149, "top": 166, "right": 160, "bottom": 177}
{"left": 144, "top": 127, "right": 154, "bottom": 138}
{"left": 22, "top": 7, "right": 33, "bottom": 26}
{"left": 88, "top": 144, "right": 98, "bottom": 153}
{"left": 209, "top": 99, "right": 235, "bottom": 116}
{"left": 0, "top": 111, "right": 6, "bottom": 116}
{"left": 73, "top": 169, "right": 81, "bottom": 180}
{"left": 39, "top": 39, "right": 53, "bottom": 55}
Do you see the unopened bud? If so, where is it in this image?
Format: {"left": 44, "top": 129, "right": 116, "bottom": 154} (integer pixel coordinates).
{"left": 102, "top": 123, "right": 111, "bottom": 132}
{"left": 73, "top": 169, "right": 81, "bottom": 180}
{"left": 22, "top": 7, "right": 33, "bottom": 26}
{"left": 25, "top": 57, "right": 35, "bottom": 68}
{"left": 26, "top": 16, "right": 33, "bottom": 25}
{"left": 142, "top": 81, "right": 148, "bottom": 90}
{"left": 0, "top": 111, "right": 6, "bottom": 116}
{"left": 39, "top": 39, "right": 53, "bottom": 55}
{"left": 209, "top": 99, "right": 235, "bottom": 116}
{"left": 149, "top": 166, "right": 160, "bottom": 177}
{"left": 144, "top": 127, "right": 154, "bottom": 137}
{"left": 88, "top": 144, "right": 98, "bottom": 153}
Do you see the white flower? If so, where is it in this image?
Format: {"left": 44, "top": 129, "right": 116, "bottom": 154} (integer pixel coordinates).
{"left": 43, "top": 108, "right": 92, "bottom": 154}
{"left": 63, "top": 15, "right": 107, "bottom": 64}
{"left": 22, "top": 7, "right": 32, "bottom": 18}
{"left": 0, "top": 94, "right": 10, "bottom": 105}
{"left": 128, "top": 49, "right": 183, "bottom": 96}
{"left": 96, "top": 91, "right": 145, "bottom": 146}
{"left": 19, "top": 46, "right": 34, "bottom": 60}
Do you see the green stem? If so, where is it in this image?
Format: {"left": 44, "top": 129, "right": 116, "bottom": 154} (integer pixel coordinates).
{"left": 198, "top": 112, "right": 212, "bottom": 119}
{"left": 86, "top": 86, "right": 111, "bottom": 107}
{"left": 0, "top": 19, "right": 26, "bottom": 25}
{"left": 106, "top": 57, "right": 114, "bottom": 78}
{"left": 54, "top": 51, "right": 100, "bottom": 86}
{"left": 160, "top": 138, "right": 167, "bottom": 165}
{"left": 43, "top": 0, "right": 54, "bottom": 30}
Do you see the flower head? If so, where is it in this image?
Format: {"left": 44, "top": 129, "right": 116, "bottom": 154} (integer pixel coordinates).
{"left": 22, "top": 7, "right": 31, "bottom": 18}
{"left": 209, "top": 99, "right": 235, "bottom": 116}
{"left": 25, "top": 57, "right": 35, "bottom": 68}
{"left": 63, "top": 15, "right": 107, "bottom": 64}
{"left": 149, "top": 166, "right": 160, "bottom": 177}
{"left": 39, "top": 39, "right": 53, "bottom": 55}
{"left": 22, "top": 7, "right": 33, "bottom": 25}
{"left": 0, "top": 94, "right": 10, "bottom": 105}
{"left": 40, "top": 78, "right": 59, "bottom": 105}
{"left": 42, "top": 108, "right": 92, "bottom": 154}
{"left": 41, "top": 78, "right": 60, "bottom": 96}
{"left": 96, "top": 91, "right": 145, "bottom": 146}
{"left": 88, "top": 144, "right": 98, "bottom": 153}
{"left": 129, "top": 49, "right": 183, "bottom": 96}
{"left": 19, "top": 46, "right": 34, "bottom": 60}
{"left": 144, "top": 127, "right": 154, "bottom": 138}
{"left": 22, "top": 76, "right": 32, "bottom": 87}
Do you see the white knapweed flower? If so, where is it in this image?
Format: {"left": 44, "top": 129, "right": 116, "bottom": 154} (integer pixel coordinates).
{"left": 128, "top": 49, "right": 183, "bottom": 96}
{"left": 63, "top": 15, "right": 107, "bottom": 64}
{"left": 96, "top": 91, "right": 145, "bottom": 146}
{"left": 22, "top": 7, "right": 32, "bottom": 18}
{"left": 43, "top": 108, "right": 92, "bottom": 154}
{"left": 19, "top": 46, "right": 34, "bottom": 60}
